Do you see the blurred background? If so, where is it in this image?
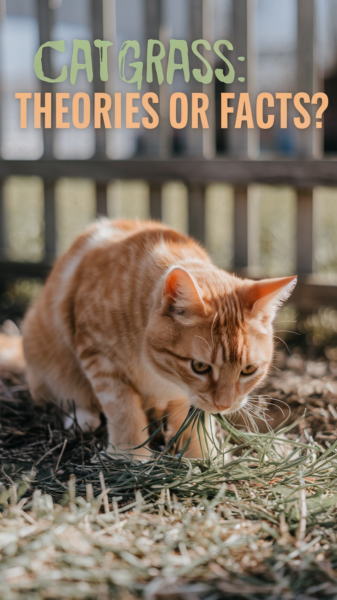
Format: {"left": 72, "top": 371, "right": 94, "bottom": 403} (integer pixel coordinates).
{"left": 1, "top": 0, "right": 337, "bottom": 353}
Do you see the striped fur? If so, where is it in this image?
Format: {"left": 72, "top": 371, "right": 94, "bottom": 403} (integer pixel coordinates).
{"left": 22, "top": 220, "right": 297, "bottom": 458}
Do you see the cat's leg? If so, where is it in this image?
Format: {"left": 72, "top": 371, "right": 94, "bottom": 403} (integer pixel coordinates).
{"left": 79, "top": 354, "right": 151, "bottom": 458}
{"left": 97, "top": 381, "right": 151, "bottom": 458}
{"left": 26, "top": 362, "right": 101, "bottom": 431}
{"left": 164, "top": 400, "right": 202, "bottom": 458}
{"left": 165, "top": 400, "right": 216, "bottom": 459}
{"left": 25, "top": 366, "right": 52, "bottom": 406}
{"left": 64, "top": 408, "right": 101, "bottom": 431}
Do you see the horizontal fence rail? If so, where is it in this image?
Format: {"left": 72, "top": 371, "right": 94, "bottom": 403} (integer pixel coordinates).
{"left": 0, "top": 158, "right": 337, "bottom": 312}
{"left": 1, "top": 159, "right": 337, "bottom": 187}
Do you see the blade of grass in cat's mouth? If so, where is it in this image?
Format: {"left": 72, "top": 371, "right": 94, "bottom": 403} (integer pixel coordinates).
{"left": 134, "top": 403, "right": 299, "bottom": 461}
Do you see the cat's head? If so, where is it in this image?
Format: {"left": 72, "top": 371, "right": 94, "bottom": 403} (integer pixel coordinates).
{"left": 145, "top": 266, "right": 297, "bottom": 415}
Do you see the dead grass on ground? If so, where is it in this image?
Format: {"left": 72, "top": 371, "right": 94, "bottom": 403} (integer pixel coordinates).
{"left": 2, "top": 350, "right": 337, "bottom": 599}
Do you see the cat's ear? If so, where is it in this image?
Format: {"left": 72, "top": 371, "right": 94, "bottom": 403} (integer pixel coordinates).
{"left": 243, "top": 275, "right": 297, "bottom": 322}
{"left": 161, "top": 267, "right": 205, "bottom": 320}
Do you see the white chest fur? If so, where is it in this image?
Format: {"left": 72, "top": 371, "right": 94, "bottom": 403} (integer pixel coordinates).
{"left": 128, "top": 355, "right": 189, "bottom": 411}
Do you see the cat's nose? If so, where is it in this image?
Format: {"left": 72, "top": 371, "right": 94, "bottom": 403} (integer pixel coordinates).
{"left": 212, "top": 379, "right": 236, "bottom": 413}
{"left": 213, "top": 391, "right": 235, "bottom": 412}
{"left": 213, "top": 399, "right": 232, "bottom": 412}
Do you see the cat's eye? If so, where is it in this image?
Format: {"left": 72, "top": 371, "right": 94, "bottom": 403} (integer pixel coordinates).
{"left": 191, "top": 360, "right": 211, "bottom": 375}
{"left": 241, "top": 365, "right": 257, "bottom": 376}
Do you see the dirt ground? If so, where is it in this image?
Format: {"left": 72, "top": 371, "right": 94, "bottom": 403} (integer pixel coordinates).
{"left": 2, "top": 346, "right": 337, "bottom": 600}
{"left": 1, "top": 347, "right": 337, "bottom": 472}
{"left": 253, "top": 349, "right": 337, "bottom": 444}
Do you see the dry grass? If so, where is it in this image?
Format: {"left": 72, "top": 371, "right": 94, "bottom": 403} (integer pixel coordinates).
{"left": 2, "top": 352, "right": 337, "bottom": 599}
{"left": 2, "top": 483, "right": 337, "bottom": 600}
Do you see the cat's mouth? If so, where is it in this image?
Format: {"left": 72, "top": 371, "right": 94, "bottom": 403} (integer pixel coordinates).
{"left": 218, "top": 395, "right": 248, "bottom": 415}
{"left": 192, "top": 395, "right": 247, "bottom": 415}
{"left": 218, "top": 396, "right": 248, "bottom": 415}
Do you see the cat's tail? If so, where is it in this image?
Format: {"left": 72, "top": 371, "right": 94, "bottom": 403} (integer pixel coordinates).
{"left": 0, "top": 326, "right": 25, "bottom": 375}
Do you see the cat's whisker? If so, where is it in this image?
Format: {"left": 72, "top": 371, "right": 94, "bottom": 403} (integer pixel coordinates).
{"left": 274, "top": 330, "right": 300, "bottom": 335}
{"left": 244, "top": 398, "right": 271, "bottom": 415}
{"left": 245, "top": 394, "right": 290, "bottom": 422}
{"left": 239, "top": 409, "right": 251, "bottom": 431}
{"left": 251, "top": 394, "right": 291, "bottom": 412}
{"left": 245, "top": 412, "right": 261, "bottom": 433}
{"left": 244, "top": 398, "right": 268, "bottom": 407}
{"left": 243, "top": 402, "right": 264, "bottom": 417}
{"left": 246, "top": 398, "right": 272, "bottom": 413}
{"left": 273, "top": 335, "right": 292, "bottom": 354}
{"left": 241, "top": 405, "right": 273, "bottom": 433}
{"left": 244, "top": 405, "right": 272, "bottom": 423}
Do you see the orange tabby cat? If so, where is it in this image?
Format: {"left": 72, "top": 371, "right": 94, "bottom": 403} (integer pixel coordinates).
{"left": 22, "top": 220, "right": 296, "bottom": 458}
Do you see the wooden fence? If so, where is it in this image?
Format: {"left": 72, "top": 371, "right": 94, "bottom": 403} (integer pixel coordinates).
{"left": 0, "top": 0, "right": 336, "bottom": 311}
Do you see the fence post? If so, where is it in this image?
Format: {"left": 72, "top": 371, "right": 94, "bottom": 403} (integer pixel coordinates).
{"left": 149, "top": 184, "right": 162, "bottom": 221}
{"left": 92, "top": 0, "right": 106, "bottom": 158}
{"left": 96, "top": 182, "right": 108, "bottom": 217}
{"left": 297, "top": 0, "right": 319, "bottom": 158}
{"left": 188, "top": 184, "right": 205, "bottom": 244}
{"left": 187, "top": 0, "right": 204, "bottom": 156}
{"left": 0, "top": 183, "right": 7, "bottom": 258}
{"left": 91, "top": 0, "right": 108, "bottom": 216}
{"left": 186, "top": 3, "right": 207, "bottom": 243}
{"left": 230, "top": 1, "right": 257, "bottom": 275}
{"left": 37, "top": 0, "right": 58, "bottom": 262}
{"left": 203, "top": 0, "right": 216, "bottom": 158}
{"left": 44, "top": 181, "right": 57, "bottom": 262}
{"left": 296, "top": 189, "right": 314, "bottom": 276}
{"left": 144, "top": 0, "right": 162, "bottom": 155}
{"left": 295, "top": 0, "right": 317, "bottom": 278}
{"left": 228, "top": 0, "right": 257, "bottom": 158}
{"left": 37, "top": 0, "right": 54, "bottom": 159}
{"left": 233, "top": 186, "right": 249, "bottom": 271}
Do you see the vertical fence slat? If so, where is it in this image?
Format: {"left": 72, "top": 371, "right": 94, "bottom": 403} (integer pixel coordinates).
{"left": 230, "top": 1, "right": 257, "bottom": 273}
{"left": 202, "top": 0, "right": 216, "bottom": 158}
{"left": 187, "top": 0, "right": 204, "bottom": 156}
{"left": 0, "top": 182, "right": 7, "bottom": 257}
{"left": 297, "top": 0, "right": 319, "bottom": 158}
{"left": 44, "top": 181, "right": 57, "bottom": 261}
{"left": 37, "top": 0, "right": 56, "bottom": 263}
{"left": 296, "top": 188, "right": 314, "bottom": 276}
{"left": 149, "top": 184, "right": 162, "bottom": 221}
{"left": 96, "top": 183, "right": 108, "bottom": 217}
{"left": 144, "top": 0, "right": 162, "bottom": 155}
{"left": 229, "top": 0, "right": 248, "bottom": 156}
{"left": 233, "top": 186, "right": 249, "bottom": 270}
{"left": 188, "top": 184, "right": 205, "bottom": 244}
{"left": 37, "top": 0, "right": 54, "bottom": 158}
{"left": 92, "top": 2, "right": 108, "bottom": 219}
{"left": 295, "top": 1, "right": 316, "bottom": 278}
{"left": 91, "top": 0, "right": 106, "bottom": 158}
{"left": 228, "top": 0, "right": 257, "bottom": 157}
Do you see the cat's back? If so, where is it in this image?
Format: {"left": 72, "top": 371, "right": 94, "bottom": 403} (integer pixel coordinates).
{"left": 56, "top": 218, "right": 208, "bottom": 280}
{"left": 25, "top": 219, "right": 208, "bottom": 331}
{"left": 63, "top": 218, "right": 209, "bottom": 312}
{"left": 22, "top": 219, "right": 212, "bottom": 407}
{"left": 42, "top": 219, "right": 185, "bottom": 289}
{"left": 57, "top": 218, "right": 199, "bottom": 264}
{"left": 23, "top": 220, "right": 161, "bottom": 380}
